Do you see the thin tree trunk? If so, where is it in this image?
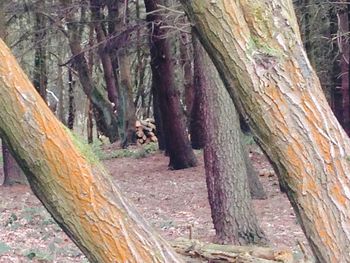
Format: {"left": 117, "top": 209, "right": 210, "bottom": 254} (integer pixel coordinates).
{"left": 33, "top": 2, "right": 47, "bottom": 100}
{"left": 152, "top": 76, "right": 167, "bottom": 151}
{"left": 0, "top": 6, "right": 26, "bottom": 186}
{"left": 87, "top": 101, "right": 93, "bottom": 144}
{"left": 67, "top": 67, "right": 75, "bottom": 130}
{"left": 0, "top": 38, "right": 183, "bottom": 263}
{"left": 181, "top": 1, "right": 350, "bottom": 262}
{"left": 329, "top": 6, "right": 343, "bottom": 122}
{"left": 62, "top": 1, "right": 119, "bottom": 142}
{"left": 2, "top": 142, "right": 27, "bottom": 186}
{"left": 57, "top": 61, "right": 66, "bottom": 124}
{"left": 118, "top": 48, "right": 137, "bottom": 148}
{"left": 190, "top": 34, "right": 207, "bottom": 150}
{"left": 339, "top": 4, "right": 350, "bottom": 134}
{"left": 145, "top": 0, "right": 197, "bottom": 169}
{"left": 87, "top": 21, "right": 94, "bottom": 144}
{"left": 243, "top": 149, "right": 267, "bottom": 200}
{"left": 90, "top": 0, "right": 119, "bottom": 114}
{"left": 116, "top": 1, "right": 137, "bottom": 148}
{"left": 179, "top": 28, "right": 194, "bottom": 119}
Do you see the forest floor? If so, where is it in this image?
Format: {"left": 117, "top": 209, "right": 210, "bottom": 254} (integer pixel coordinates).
{"left": 0, "top": 143, "right": 309, "bottom": 262}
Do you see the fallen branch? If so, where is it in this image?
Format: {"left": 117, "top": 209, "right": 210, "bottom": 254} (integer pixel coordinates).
{"left": 171, "top": 238, "right": 298, "bottom": 263}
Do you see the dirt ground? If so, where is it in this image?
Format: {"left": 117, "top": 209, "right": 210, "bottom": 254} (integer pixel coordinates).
{"left": 0, "top": 147, "right": 309, "bottom": 262}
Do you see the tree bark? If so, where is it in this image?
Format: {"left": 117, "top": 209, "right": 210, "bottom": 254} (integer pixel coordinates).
{"left": 0, "top": 38, "right": 183, "bottom": 263}
{"left": 118, "top": 47, "right": 137, "bottom": 148}
{"left": 116, "top": 1, "right": 137, "bottom": 148}
{"left": 145, "top": 0, "right": 197, "bottom": 169}
{"left": 181, "top": 1, "right": 350, "bottom": 262}
{"left": 189, "top": 34, "right": 207, "bottom": 150}
{"left": 199, "top": 39, "right": 266, "bottom": 245}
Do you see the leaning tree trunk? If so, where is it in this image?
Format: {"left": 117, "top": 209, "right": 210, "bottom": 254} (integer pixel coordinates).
{"left": 62, "top": 0, "right": 119, "bottom": 142}
{"left": 90, "top": 0, "right": 119, "bottom": 114}
{"left": 199, "top": 38, "right": 266, "bottom": 245}
{"left": 145, "top": 0, "right": 197, "bottom": 169}
{"left": 181, "top": 1, "right": 350, "bottom": 262}
{"left": 0, "top": 38, "right": 183, "bottom": 263}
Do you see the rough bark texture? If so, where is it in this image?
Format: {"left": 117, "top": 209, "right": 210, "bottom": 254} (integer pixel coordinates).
{"left": 200, "top": 43, "right": 266, "bottom": 245}
{"left": 145, "top": 0, "right": 197, "bottom": 169}
{"left": 0, "top": 39, "right": 183, "bottom": 263}
{"left": 181, "top": 1, "right": 350, "bottom": 262}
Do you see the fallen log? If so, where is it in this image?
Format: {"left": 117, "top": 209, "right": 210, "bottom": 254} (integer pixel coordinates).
{"left": 171, "top": 238, "right": 304, "bottom": 263}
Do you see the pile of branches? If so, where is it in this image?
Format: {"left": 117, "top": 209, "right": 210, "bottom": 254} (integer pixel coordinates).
{"left": 135, "top": 118, "right": 158, "bottom": 145}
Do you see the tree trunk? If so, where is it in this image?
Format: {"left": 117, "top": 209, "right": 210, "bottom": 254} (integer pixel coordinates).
{"left": 67, "top": 67, "right": 75, "bottom": 130}
{"left": 62, "top": 1, "right": 119, "bottom": 142}
{"left": 57, "top": 60, "right": 66, "bottom": 125}
{"left": 179, "top": 27, "right": 194, "bottom": 119}
{"left": 198, "top": 38, "right": 266, "bottom": 245}
{"left": 152, "top": 85, "right": 167, "bottom": 151}
{"left": 0, "top": 38, "right": 183, "bottom": 263}
{"left": 181, "top": 1, "right": 350, "bottom": 262}
{"left": 90, "top": 0, "right": 119, "bottom": 114}
{"left": 145, "top": 0, "right": 197, "bottom": 169}
{"left": 33, "top": 2, "right": 48, "bottom": 100}
{"left": 338, "top": 4, "right": 350, "bottom": 134}
{"left": 87, "top": 100, "right": 93, "bottom": 144}
{"left": 2, "top": 142, "right": 27, "bottom": 186}
{"left": 189, "top": 34, "right": 207, "bottom": 150}
{"left": 244, "top": 149, "right": 267, "bottom": 200}
{"left": 0, "top": 2, "right": 26, "bottom": 186}
{"left": 118, "top": 48, "right": 137, "bottom": 148}
{"left": 116, "top": 1, "right": 137, "bottom": 148}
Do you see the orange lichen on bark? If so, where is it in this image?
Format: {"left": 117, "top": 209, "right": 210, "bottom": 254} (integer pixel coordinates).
{"left": 330, "top": 184, "right": 347, "bottom": 207}
{"left": 181, "top": 1, "right": 350, "bottom": 262}
{"left": 0, "top": 38, "right": 183, "bottom": 263}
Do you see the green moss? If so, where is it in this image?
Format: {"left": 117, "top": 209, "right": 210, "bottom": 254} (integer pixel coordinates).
{"left": 248, "top": 36, "right": 281, "bottom": 58}
{"left": 63, "top": 127, "right": 100, "bottom": 165}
